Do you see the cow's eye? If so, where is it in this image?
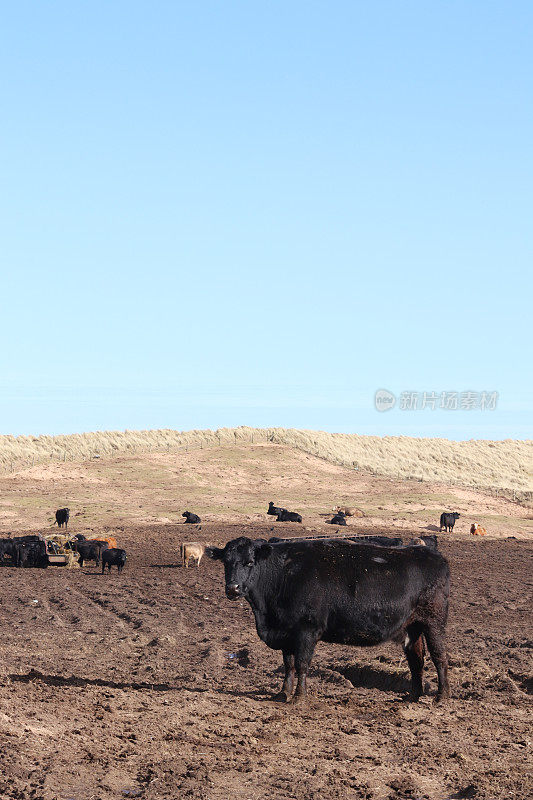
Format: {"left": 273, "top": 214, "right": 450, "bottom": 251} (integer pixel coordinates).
{"left": 245, "top": 561, "right": 254, "bottom": 567}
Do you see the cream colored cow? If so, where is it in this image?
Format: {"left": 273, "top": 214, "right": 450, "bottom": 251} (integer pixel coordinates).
{"left": 333, "top": 506, "right": 365, "bottom": 518}
{"left": 180, "top": 542, "right": 206, "bottom": 567}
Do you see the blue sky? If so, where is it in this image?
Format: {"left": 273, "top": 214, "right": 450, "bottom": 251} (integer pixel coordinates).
{"left": 1, "top": 1, "right": 531, "bottom": 439}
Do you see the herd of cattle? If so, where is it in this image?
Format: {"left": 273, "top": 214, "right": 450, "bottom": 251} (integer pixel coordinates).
{"left": 0, "top": 501, "right": 487, "bottom": 573}
{"left": 0, "top": 531, "right": 127, "bottom": 572}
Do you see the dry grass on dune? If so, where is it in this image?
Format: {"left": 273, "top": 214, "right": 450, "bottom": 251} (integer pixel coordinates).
{"left": 0, "top": 426, "right": 531, "bottom": 500}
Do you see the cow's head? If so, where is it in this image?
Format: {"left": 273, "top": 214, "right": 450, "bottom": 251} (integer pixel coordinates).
{"left": 470, "top": 523, "right": 478, "bottom": 533}
{"left": 206, "top": 537, "right": 272, "bottom": 600}
{"left": 453, "top": 512, "right": 460, "bottom": 519}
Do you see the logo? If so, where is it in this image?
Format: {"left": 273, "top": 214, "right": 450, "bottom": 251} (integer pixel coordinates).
{"left": 374, "top": 389, "right": 396, "bottom": 412}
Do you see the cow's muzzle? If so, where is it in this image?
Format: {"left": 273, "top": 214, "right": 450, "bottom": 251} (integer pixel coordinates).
{"left": 225, "top": 583, "right": 242, "bottom": 600}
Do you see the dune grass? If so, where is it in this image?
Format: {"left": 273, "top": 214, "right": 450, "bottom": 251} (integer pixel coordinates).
{"left": 0, "top": 426, "right": 531, "bottom": 501}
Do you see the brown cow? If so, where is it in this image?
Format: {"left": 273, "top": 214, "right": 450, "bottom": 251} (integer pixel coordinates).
{"left": 470, "top": 523, "right": 487, "bottom": 536}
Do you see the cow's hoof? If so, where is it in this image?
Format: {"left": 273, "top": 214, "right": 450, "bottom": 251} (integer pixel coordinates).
{"left": 291, "top": 693, "right": 308, "bottom": 705}
{"left": 433, "top": 691, "right": 450, "bottom": 704}
{"left": 272, "top": 691, "right": 289, "bottom": 703}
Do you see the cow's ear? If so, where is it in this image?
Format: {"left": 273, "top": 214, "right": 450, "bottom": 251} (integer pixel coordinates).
{"left": 255, "top": 542, "right": 272, "bottom": 561}
{"left": 205, "top": 546, "right": 224, "bottom": 561}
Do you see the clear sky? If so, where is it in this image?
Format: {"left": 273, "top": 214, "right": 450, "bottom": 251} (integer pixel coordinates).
{"left": 1, "top": 1, "right": 531, "bottom": 439}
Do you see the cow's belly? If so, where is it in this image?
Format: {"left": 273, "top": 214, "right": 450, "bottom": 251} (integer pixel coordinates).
{"left": 322, "top": 609, "right": 406, "bottom": 646}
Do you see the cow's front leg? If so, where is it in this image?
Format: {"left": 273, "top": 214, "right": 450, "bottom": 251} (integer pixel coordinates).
{"left": 274, "top": 651, "right": 295, "bottom": 702}
{"left": 292, "top": 635, "right": 317, "bottom": 703}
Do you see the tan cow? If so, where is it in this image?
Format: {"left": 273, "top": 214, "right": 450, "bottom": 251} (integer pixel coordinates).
{"left": 180, "top": 542, "right": 206, "bottom": 567}
{"left": 470, "top": 524, "right": 487, "bottom": 536}
{"left": 333, "top": 506, "right": 365, "bottom": 518}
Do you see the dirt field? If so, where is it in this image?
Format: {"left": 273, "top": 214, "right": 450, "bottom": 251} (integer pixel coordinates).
{"left": 0, "top": 522, "right": 531, "bottom": 800}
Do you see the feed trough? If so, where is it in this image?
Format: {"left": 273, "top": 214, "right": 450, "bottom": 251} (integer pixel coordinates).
{"left": 47, "top": 553, "right": 70, "bottom": 566}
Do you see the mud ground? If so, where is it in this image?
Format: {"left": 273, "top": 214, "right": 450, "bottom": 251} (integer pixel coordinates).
{"left": 0, "top": 523, "right": 531, "bottom": 800}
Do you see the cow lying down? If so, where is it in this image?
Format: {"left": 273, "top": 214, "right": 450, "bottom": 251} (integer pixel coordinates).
{"left": 207, "top": 536, "right": 450, "bottom": 704}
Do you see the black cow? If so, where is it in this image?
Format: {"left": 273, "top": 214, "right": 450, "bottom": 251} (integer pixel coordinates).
{"left": 0, "top": 538, "right": 18, "bottom": 565}
{"left": 0, "top": 536, "right": 46, "bottom": 567}
{"left": 101, "top": 548, "right": 127, "bottom": 574}
{"left": 73, "top": 540, "right": 108, "bottom": 567}
{"left": 440, "top": 512, "right": 460, "bottom": 532}
{"left": 352, "top": 535, "right": 403, "bottom": 547}
{"left": 327, "top": 513, "right": 347, "bottom": 526}
{"left": 276, "top": 510, "right": 302, "bottom": 523}
{"left": 267, "top": 502, "right": 285, "bottom": 517}
{"left": 55, "top": 508, "right": 70, "bottom": 528}
{"left": 14, "top": 539, "right": 48, "bottom": 568}
{"left": 182, "top": 511, "right": 201, "bottom": 524}
{"left": 207, "top": 537, "right": 450, "bottom": 704}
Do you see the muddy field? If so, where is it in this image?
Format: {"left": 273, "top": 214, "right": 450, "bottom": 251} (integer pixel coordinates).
{"left": 0, "top": 523, "right": 531, "bottom": 800}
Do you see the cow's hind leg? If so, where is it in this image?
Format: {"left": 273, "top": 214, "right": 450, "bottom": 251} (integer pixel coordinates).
{"left": 404, "top": 624, "right": 425, "bottom": 700}
{"left": 274, "top": 651, "right": 295, "bottom": 702}
{"left": 424, "top": 625, "right": 450, "bottom": 702}
{"left": 292, "top": 635, "right": 317, "bottom": 703}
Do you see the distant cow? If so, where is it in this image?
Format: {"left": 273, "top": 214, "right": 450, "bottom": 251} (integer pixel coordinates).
{"left": 327, "top": 513, "right": 347, "bottom": 526}
{"left": 439, "top": 512, "right": 460, "bottom": 532}
{"left": 267, "top": 502, "right": 285, "bottom": 517}
{"left": 180, "top": 542, "right": 205, "bottom": 568}
{"left": 182, "top": 511, "right": 201, "bottom": 524}
{"left": 55, "top": 508, "right": 70, "bottom": 528}
{"left": 101, "top": 548, "right": 127, "bottom": 573}
{"left": 470, "top": 524, "right": 487, "bottom": 536}
{"left": 0, "top": 538, "right": 19, "bottom": 565}
{"left": 276, "top": 509, "right": 302, "bottom": 523}
{"left": 408, "top": 535, "right": 439, "bottom": 551}
{"left": 334, "top": 506, "right": 364, "bottom": 518}
{"left": 73, "top": 540, "right": 108, "bottom": 567}
{"left": 8, "top": 536, "right": 47, "bottom": 568}
{"left": 353, "top": 535, "right": 403, "bottom": 547}
{"left": 14, "top": 539, "right": 48, "bottom": 568}
{"left": 207, "top": 537, "right": 450, "bottom": 704}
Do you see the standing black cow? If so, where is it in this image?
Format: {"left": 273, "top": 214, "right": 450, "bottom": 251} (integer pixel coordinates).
{"left": 207, "top": 537, "right": 450, "bottom": 704}
{"left": 14, "top": 539, "right": 48, "bottom": 568}
{"left": 73, "top": 540, "right": 108, "bottom": 567}
{"left": 101, "top": 548, "right": 127, "bottom": 574}
{"left": 55, "top": 508, "right": 70, "bottom": 528}
{"left": 182, "top": 511, "right": 201, "bottom": 524}
{"left": 0, "top": 538, "right": 19, "bottom": 565}
{"left": 276, "top": 510, "right": 302, "bottom": 523}
{"left": 439, "top": 512, "right": 460, "bottom": 532}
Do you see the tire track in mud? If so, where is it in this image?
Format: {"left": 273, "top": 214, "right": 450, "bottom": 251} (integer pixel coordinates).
{"left": 65, "top": 572, "right": 197, "bottom": 649}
